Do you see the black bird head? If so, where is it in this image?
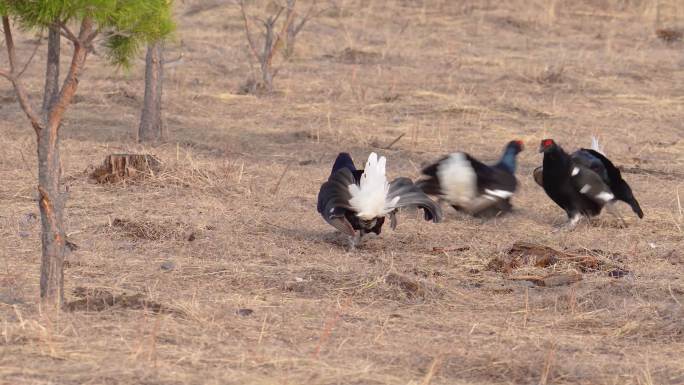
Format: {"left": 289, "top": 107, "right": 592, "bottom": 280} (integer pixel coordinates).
{"left": 539, "top": 138, "right": 558, "bottom": 153}
{"left": 508, "top": 140, "right": 525, "bottom": 154}
{"left": 497, "top": 139, "right": 525, "bottom": 174}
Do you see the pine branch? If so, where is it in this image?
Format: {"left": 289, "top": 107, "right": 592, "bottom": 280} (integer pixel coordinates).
{"left": 59, "top": 22, "right": 78, "bottom": 43}
{"left": 1, "top": 16, "right": 42, "bottom": 134}
{"left": 17, "top": 36, "right": 42, "bottom": 78}
{"left": 85, "top": 27, "right": 100, "bottom": 45}
{"left": 48, "top": 17, "right": 93, "bottom": 130}
{"left": 3, "top": 16, "right": 18, "bottom": 73}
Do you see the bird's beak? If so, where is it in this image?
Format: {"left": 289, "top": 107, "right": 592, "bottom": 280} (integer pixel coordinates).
{"left": 538, "top": 144, "right": 545, "bottom": 153}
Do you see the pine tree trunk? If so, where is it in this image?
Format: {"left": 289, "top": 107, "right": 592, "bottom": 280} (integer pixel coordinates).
{"left": 35, "top": 18, "right": 91, "bottom": 308}
{"left": 37, "top": 117, "right": 66, "bottom": 308}
{"left": 284, "top": 0, "right": 297, "bottom": 59}
{"left": 42, "top": 24, "right": 60, "bottom": 110}
{"left": 38, "top": 22, "right": 67, "bottom": 309}
{"left": 138, "top": 41, "right": 165, "bottom": 143}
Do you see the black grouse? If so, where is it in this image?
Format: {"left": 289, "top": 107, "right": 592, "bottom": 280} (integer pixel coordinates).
{"left": 317, "top": 152, "right": 442, "bottom": 247}
{"left": 416, "top": 140, "right": 525, "bottom": 217}
{"left": 535, "top": 138, "right": 643, "bottom": 228}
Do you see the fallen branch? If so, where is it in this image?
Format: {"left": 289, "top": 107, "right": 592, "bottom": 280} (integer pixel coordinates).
{"left": 488, "top": 241, "right": 602, "bottom": 274}
{"left": 508, "top": 272, "right": 582, "bottom": 287}
{"left": 384, "top": 133, "right": 405, "bottom": 149}
{"left": 271, "top": 164, "right": 291, "bottom": 195}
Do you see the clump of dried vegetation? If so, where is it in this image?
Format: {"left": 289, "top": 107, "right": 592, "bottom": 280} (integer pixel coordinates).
{"left": 238, "top": 0, "right": 331, "bottom": 94}
{"left": 1, "top": 0, "right": 683, "bottom": 384}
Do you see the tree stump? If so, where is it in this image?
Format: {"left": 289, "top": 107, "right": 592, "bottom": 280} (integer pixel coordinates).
{"left": 89, "top": 154, "right": 161, "bottom": 183}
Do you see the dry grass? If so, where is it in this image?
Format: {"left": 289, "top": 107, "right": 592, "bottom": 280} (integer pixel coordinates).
{"left": 1, "top": 0, "right": 683, "bottom": 384}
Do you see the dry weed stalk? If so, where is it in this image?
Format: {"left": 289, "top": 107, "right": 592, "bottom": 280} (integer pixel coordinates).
{"left": 420, "top": 355, "right": 443, "bottom": 385}
{"left": 312, "top": 297, "right": 351, "bottom": 359}
{"left": 284, "top": 0, "right": 322, "bottom": 58}
{"left": 538, "top": 342, "right": 557, "bottom": 385}
{"left": 238, "top": 0, "right": 327, "bottom": 93}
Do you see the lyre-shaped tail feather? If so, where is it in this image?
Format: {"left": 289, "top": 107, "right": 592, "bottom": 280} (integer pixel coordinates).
{"left": 317, "top": 168, "right": 357, "bottom": 236}
{"left": 388, "top": 177, "right": 443, "bottom": 223}
{"left": 591, "top": 136, "right": 604, "bottom": 155}
{"left": 348, "top": 153, "right": 398, "bottom": 220}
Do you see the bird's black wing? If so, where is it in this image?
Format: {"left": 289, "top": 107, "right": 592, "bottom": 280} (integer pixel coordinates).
{"left": 574, "top": 149, "right": 643, "bottom": 218}
{"left": 466, "top": 154, "right": 518, "bottom": 195}
{"left": 388, "top": 177, "right": 443, "bottom": 223}
{"left": 572, "top": 149, "right": 609, "bottom": 182}
{"left": 568, "top": 164, "right": 614, "bottom": 206}
{"left": 317, "top": 168, "right": 357, "bottom": 236}
{"left": 463, "top": 155, "right": 518, "bottom": 218}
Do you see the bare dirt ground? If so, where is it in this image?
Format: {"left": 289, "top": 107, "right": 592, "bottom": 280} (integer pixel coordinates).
{"left": 1, "top": 1, "right": 683, "bottom": 384}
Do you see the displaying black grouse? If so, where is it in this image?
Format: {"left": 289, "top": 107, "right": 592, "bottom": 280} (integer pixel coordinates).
{"left": 416, "top": 140, "right": 524, "bottom": 217}
{"left": 535, "top": 138, "right": 643, "bottom": 228}
{"left": 317, "top": 152, "right": 442, "bottom": 247}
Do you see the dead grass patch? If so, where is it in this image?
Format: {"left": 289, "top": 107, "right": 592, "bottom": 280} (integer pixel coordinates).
{"left": 656, "top": 28, "right": 683, "bottom": 43}
{"left": 536, "top": 65, "right": 565, "bottom": 84}
{"left": 384, "top": 272, "right": 441, "bottom": 299}
{"left": 106, "top": 217, "right": 197, "bottom": 242}
{"left": 66, "top": 287, "right": 181, "bottom": 315}
{"left": 281, "top": 269, "right": 443, "bottom": 302}
{"left": 333, "top": 47, "right": 382, "bottom": 64}
{"left": 508, "top": 272, "right": 583, "bottom": 287}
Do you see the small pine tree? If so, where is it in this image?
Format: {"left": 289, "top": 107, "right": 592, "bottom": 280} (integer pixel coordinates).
{"left": 0, "top": 0, "right": 174, "bottom": 309}
{"left": 138, "top": 4, "right": 174, "bottom": 143}
{"left": 138, "top": 40, "right": 165, "bottom": 142}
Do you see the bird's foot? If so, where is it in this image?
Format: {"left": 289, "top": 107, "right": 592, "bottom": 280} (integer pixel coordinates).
{"left": 565, "top": 213, "right": 582, "bottom": 230}
{"left": 552, "top": 214, "right": 582, "bottom": 233}
{"left": 605, "top": 202, "right": 628, "bottom": 228}
{"left": 346, "top": 233, "right": 362, "bottom": 251}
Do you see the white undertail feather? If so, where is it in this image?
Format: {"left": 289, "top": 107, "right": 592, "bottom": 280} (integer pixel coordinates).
{"left": 568, "top": 213, "right": 582, "bottom": 228}
{"left": 596, "top": 191, "right": 615, "bottom": 202}
{"left": 348, "top": 153, "right": 400, "bottom": 220}
{"left": 438, "top": 153, "right": 477, "bottom": 206}
{"left": 485, "top": 189, "right": 514, "bottom": 199}
{"left": 591, "top": 136, "right": 604, "bottom": 155}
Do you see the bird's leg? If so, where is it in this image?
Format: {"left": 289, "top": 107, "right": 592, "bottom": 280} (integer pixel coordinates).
{"left": 605, "top": 201, "right": 628, "bottom": 228}
{"left": 565, "top": 213, "right": 582, "bottom": 229}
{"left": 463, "top": 196, "right": 500, "bottom": 217}
{"left": 389, "top": 211, "right": 398, "bottom": 230}
{"left": 437, "top": 198, "right": 449, "bottom": 219}
{"left": 347, "top": 232, "right": 362, "bottom": 251}
{"left": 554, "top": 213, "right": 581, "bottom": 232}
